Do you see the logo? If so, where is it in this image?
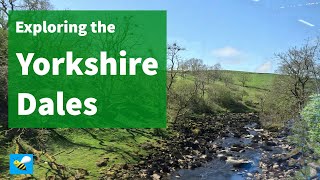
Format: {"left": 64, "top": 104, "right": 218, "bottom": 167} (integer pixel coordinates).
{"left": 9, "top": 154, "right": 33, "bottom": 175}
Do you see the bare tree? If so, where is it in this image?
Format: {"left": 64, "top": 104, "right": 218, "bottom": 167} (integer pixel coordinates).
{"left": 206, "top": 63, "right": 222, "bottom": 83}
{"left": 184, "top": 58, "right": 205, "bottom": 74}
{"left": 182, "top": 58, "right": 208, "bottom": 97}
{"left": 179, "top": 60, "right": 189, "bottom": 78}
{"left": 0, "top": 0, "right": 52, "bottom": 29}
{"left": 0, "top": 0, "right": 52, "bottom": 65}
{"left": 212, "top": 63, "right": 222, "bottom": 80}
{"left": 276, "top": 40, "right": 320, "bottom": 108}
{"left": 239, "top": 73, "right": 250, "bottom": 87}
{"left": 21, "top": 0, "right": 52, "bottom": 10}
{"left": 221, "top": 72, "right": 234, "bottom": 87}
{"left": 195, "top": 69, "right": 207, "bottom": 98}
{"left": 167, "top": 43, "right": 185, "bottom": 92}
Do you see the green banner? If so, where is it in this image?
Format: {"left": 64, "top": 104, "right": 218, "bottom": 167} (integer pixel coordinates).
{"left": 8, "top": 10, "right": 167, "bottom": 128}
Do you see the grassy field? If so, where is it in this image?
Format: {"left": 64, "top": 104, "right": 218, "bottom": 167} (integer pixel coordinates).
{"left": 221, "top": 70, "right": 276, "bottom": 90}
{"left": 175, "top": 70, "right": 276, "bottom": 113}
{"left": 221, "top": 70, "right": 277, "bottom": 108}
{"left": 2, "top": 70, "right": 276, "bottom": 179}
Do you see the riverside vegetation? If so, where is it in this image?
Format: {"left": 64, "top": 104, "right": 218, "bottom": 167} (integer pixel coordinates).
{"left": 1, "top": 0, "right": 320, "bottom": 179}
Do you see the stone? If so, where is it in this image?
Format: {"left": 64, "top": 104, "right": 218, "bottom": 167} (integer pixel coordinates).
{"left": 200, "top": 154, "right": 207, "bottom": 159}
{"left": 266, "top": 141, "right": 277, "bottom": 146}
{"left": 309, "top": 163, "right": 320, "bottom": 177}
{"left": 96, "top": 158, "right": 108, "bottom": 167}
{"left": 152, "top": 173, "right": 161, "bottom": 180}
{"left": 217, "top": 154, "right": 227, "bottom": 161}
{"left": 226, "top": 157, "right": 252, "bottom": 169}
{"left": 123, "top": 163, "right": 129, "bottom": 170}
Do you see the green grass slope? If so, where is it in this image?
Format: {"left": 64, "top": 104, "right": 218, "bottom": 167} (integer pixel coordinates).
{"left": 221, "top": 70, "right": 277, "bottom": 90}
{"left": 175, "top": 70, "right": 276, "bottom": 113}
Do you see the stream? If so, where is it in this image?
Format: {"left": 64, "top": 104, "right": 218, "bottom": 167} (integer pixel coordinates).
{"left": 171, "top": 123, "right": 288, "bottom": 180}
{"left": 103, "top": 114, "right": 305, "bottom": 180}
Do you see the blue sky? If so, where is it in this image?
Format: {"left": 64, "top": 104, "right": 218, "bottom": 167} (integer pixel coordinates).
{"left": 52, "top": 0, "right": 320, "bottom": 73}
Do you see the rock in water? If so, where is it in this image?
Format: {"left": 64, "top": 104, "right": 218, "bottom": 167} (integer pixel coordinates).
{"left": 247, "top": 173, "right": 253, "bottom": 177}
{"left": 226, "top": 157, "right": 252, "bottom": 169}
{"left": 152, "top": 173, "right": 161, "bottom": 180}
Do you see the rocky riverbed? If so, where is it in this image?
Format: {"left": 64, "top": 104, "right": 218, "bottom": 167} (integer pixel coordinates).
{"left": 100, "top": 113, "right": 310, "bottom": 179}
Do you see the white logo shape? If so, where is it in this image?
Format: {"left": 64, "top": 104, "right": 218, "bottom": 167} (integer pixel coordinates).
{"left": 20, "top": 156, "right": 31, "bottom": 164}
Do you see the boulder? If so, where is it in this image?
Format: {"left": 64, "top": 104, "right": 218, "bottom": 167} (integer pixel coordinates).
{"left": 226, "top": 157, "right": 252, "bottom": 169}
{"left": 96, "top": 158, "right": 108, "bottom": 167}
{"left": 152, "top": 173, "right": 161, "bottom": 180}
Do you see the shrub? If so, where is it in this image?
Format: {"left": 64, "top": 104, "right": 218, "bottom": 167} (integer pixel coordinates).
{"left": 302, "top": 94, "right": 320, "bottom": 154}
{"left": 168, "top": 80, "right": 197, "bottom": 122}
{"left": 189, "top": 96, "right": 213, "bottom": 114}
{"left": 207, "top": 85, "right": 248, "bottom": 113}
{"left": 0, "top": 29, "right": 8, "bottom": 66}
{"left": 260, "top": 76, "right": 298, "bottom": 128}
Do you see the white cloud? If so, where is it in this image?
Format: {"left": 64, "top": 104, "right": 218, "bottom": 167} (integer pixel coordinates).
{"left": 298, "top": 19, "right": 315, "bottom": 27}
{"left": 255, "top": 61, "right": 272, "bottom": 73}
{"left": 211, "top": 46, "right": 247, "bottom": 65}
{"left": 252, "top": 0, "right": 260, "bottom": 2}
{"left": 211, "top": 46, "right": 242, "bottom": 58}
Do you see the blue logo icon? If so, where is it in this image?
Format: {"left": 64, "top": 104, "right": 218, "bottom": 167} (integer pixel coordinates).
{"left": 10, "top": 154, "right": 33, "bottom": 175}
